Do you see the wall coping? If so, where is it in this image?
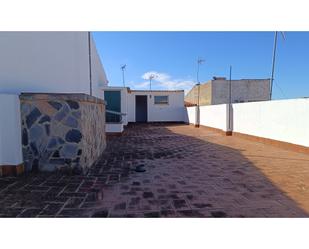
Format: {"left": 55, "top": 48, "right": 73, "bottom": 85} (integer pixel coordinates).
{"left": 20, "top": 93, "right": 106, "bottom": 105}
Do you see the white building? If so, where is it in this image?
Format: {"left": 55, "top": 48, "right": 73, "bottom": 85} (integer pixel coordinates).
{"left": 102, "top": 87, "right": 185, "bottom": 133}
{"left": 127, "top": 90, "right": 185, "bottom": 123}
{"left": 0, "top": 32, "right": 108, "bottom": 174}
{"left": 0, "top": 32, "right": 108, "bottom": 99}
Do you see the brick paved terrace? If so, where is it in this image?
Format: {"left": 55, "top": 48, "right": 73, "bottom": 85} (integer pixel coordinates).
{"left": 0, "top": 123, "right": 309, "bottom": 217}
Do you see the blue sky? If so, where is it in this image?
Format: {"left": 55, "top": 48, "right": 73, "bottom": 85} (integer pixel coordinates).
{"left": 93, "top": 32, "right": 309, "bottom": 99}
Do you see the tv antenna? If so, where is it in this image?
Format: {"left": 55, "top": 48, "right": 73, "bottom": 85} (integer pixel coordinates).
{"left": 121, "top": 64, "right": 127, "bottom": 87}
{"left": 148, "top": 74, "right": 157, "bottom": 90}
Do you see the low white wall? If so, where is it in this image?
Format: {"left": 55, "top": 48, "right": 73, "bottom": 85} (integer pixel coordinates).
{"left": 199, "top": 104, "right": 228, "bottom": 131}
{"left": 184, "top": 99, "right": 309, "bottom": 147}
{"left": 232, "top": 98, "right": 309, "bottom": 147}
{"left": 0, "top": 94, "right": 23, "bottom": 166}
{"left": 106, "top": 123, "right": 124, "bottom": 133}
{"left": 128, "top": 91, "right": 185, "bottom": 122}
{"left": 186, "top": 104, "right": 228, "bottom": 131}
{"left": 185, "top": 106, "right": 196, "bottom": 125}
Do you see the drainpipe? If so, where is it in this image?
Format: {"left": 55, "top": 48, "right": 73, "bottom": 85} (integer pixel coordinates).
{"left": 88, "top": 32, "right": 93, "bottom": 96}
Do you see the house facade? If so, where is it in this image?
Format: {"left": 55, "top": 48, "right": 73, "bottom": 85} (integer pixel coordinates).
{"left": 127, "top": 90, "right": 185, "bottom": 123}
{"left": 102, "top": 87, "right": 185, "bottom": 133}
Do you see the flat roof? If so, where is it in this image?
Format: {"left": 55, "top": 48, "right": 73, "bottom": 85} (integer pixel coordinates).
{"left": 210, "top": 78, "right": 270, "bottom": 82}
{"left": 129, "top": 90, "right": 184, "bottom": 93}
{"left": 199, "top": 78, "right": 271, "bottom": 85}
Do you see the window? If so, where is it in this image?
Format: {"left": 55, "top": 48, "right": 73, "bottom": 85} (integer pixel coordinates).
{"left": 154, "top": 95, "right": 169, "bottom": 105}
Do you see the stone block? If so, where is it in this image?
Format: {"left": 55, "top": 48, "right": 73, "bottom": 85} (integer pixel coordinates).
{"left": 66, "top": 100, "right": 79, "bottom": 110}
{"left": 20, "top": 93, "right": 106, "bottom": 173}
{"left": 65, "top": 129, "right": 82, "bottom": 143}
{"left": 60, "top": 144, "right": 78, "bottom": 158}
{"left": 64, "top": 116, "right": 78, "bottom": 128}
{"left": 26, "top": 107, "right": 41, "bottom": 128}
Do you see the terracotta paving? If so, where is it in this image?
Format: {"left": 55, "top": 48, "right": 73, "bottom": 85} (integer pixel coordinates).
{"left": 1, "top": 123, "right": 309, "bottom": 217}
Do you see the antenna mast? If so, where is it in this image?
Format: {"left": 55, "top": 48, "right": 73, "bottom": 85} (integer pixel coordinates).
{"left": 121, "top": 64, "right": 127, "bottom": 87}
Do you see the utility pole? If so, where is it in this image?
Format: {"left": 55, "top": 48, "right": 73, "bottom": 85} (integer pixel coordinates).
{"left": 270, "top": 31, "right": 286, "bottom": 100}
{"left": 270, "top": 31, "right": 278, "bottom": 100}
{"left": 121, "top": 64, "right": 126, "bottom": 87}
{"left": 88, "top": 32, "right": 92, "bottom": 96}
{"left": 195, "top": 57, "right": 205, "bottom": 128}
{"left": 229, "top": 65, "right": 232, "bottom": 105}
{"left": 227, "top": 65, "right": 232, "bottom": 135}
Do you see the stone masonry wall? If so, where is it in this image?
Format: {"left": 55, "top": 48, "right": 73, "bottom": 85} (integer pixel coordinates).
{"left": 80, "top": 100, "right": 106, "bottom": 169}
{"left": 20, "top": 93, "right": 106, "bottom": 173}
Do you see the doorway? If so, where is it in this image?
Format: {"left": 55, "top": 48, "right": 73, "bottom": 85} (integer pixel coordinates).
{"left": 104, "top": 90, "right": 121, "bottom": 122}
{"left": 135, "top": 95, "right": 147, "bottom": 122}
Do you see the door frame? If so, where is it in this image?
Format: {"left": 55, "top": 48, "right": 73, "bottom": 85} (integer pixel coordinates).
{"left": 135, "top": 95, "right": 148, "bottom": 122}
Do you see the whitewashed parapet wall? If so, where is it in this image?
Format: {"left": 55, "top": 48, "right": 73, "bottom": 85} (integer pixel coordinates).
{"left": 185, "top": 104, "right": 228, "bottom": 131}
{"left": 0, "top": 94, "right": 23, "bottom": 167}
{"left": 232, "top": 98, "right": 309, "bottom": 147}
{"left": 20, "top": 93, "right": 106, "bottom": 173}
{"left": 184, "top": 106, "right": 197, "bottom": 125}
{"left": 199, "top": 104, "right": 228, "bottom": 131}
{"left": 185, "top": 98, "right": 309, "bottom": 148}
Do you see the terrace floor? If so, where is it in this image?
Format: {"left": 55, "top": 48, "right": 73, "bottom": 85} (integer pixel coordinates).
{"left": 1, "top": 123, "right": 309, "bottom": 217}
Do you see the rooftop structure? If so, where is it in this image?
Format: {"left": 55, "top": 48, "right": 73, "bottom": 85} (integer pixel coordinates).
{"left": 185, "top": 77, "right": 271, "bottom": 106}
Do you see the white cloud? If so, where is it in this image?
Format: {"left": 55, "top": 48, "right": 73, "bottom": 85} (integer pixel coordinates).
{"left": 134, "top": 81, "right": 149, "bottom": 88}
{"left": 134, "top": 71, "right": 195, "bottom": 94}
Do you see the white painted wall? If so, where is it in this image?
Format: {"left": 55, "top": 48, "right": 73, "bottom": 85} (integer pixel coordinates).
{"left": 185, "top": 106, "right": 196, "bottom": 124}
{"left": 232, "top": 98, "right": 309, "bottom": 147}
{"left": 0, "top": 32, "right": 108, "bottom": 99}
{"left": 127, "top": 91, "right": 185, "bottom": 122}
{"left": 199, "top": 104, "right": 228, "bottom": 131}
{"left": 0, "top": 94, "right": 23, "bottom": 166}
{"left": 89, "top": 36, "right": 109, "bottom": 98}
{"left": 106, "top": 123, "right": 124, "bottom": 133}
{"left": 186, "top": 104, "right": 228, "bottom": 131}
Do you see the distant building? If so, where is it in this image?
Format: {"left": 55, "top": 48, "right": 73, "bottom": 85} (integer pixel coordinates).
{"left": 102, "top": 87, "right": 185, "bottom": 133}
{"left": 185, "top": 77, "right": 270, "bottom": 106}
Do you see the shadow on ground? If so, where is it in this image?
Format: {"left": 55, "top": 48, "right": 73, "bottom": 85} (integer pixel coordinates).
{"left": 0, "top": 123, "right": 307, "bottom": 217}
